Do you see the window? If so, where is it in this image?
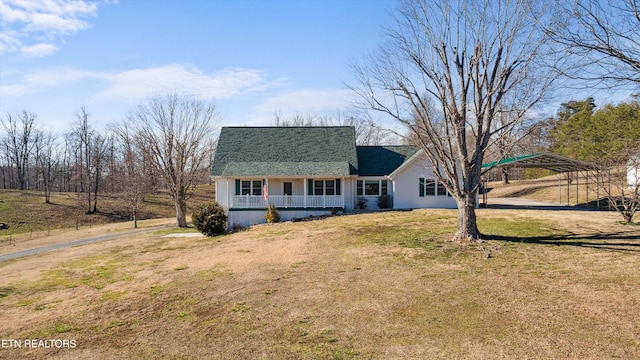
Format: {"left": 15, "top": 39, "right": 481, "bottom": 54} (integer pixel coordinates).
{"left": 252, "top": 180, "right": 262, "bottom": 196}
{"left": 365, "top": 180, "right": 379, "bottom": 195}
{"left": 424, "top": 179, "right": 436, "bottom": 196}
{"left": 357, "top": 179, "right": 388, "bottom": 196}
{"left": 309, "top": 179, "right": 342, "bottom": 195}
{"left": 241, "top": 181, "right": 251, "bottom": 195}
{"left": 419, "top": 178, "right": 449, "bottom": 197}
{"left": 240, "top": 180, "right": 261, "bottom": 196}
{"left": 325, "top": 180, "right": 335, "bottom": 195}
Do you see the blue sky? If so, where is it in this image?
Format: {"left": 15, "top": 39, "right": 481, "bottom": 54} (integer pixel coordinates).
{"left": 0, "top": 0, "right": 396, "bottom": 131}
{"left": 1, "top": 0, "right": 635, "bottom": 134}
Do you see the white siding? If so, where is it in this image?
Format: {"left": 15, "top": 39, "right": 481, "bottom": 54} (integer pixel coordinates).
{"left": 215, "top": 178, "right": 230, "bottom": 210}
{"left": 390, "top": 153, "right": 457, "bottom": 209}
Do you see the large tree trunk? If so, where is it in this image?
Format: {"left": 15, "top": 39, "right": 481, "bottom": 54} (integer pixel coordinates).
{"left": 175, "top": 196, "right": 188, "bottom": 228}
{"left": 453, "top": 194, "right": 482, "bottom": 242}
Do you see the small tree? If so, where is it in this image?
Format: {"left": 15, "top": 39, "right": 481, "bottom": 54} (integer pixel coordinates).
{"left": 192, "top": 203, "right": 228, "bottom": 236}
{"left": 265, "top": 205, "right": 281, "bottom": 223}
{"left": 591, "top": 144, "right": 640, "bottom": 224}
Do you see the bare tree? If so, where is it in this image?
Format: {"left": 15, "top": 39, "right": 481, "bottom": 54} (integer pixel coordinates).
{"left": 1, "top": 110, "right": 39, "bottom": 190}
{"left": 352, "top": 0, "right": 554, "bottom": 241}
{"left": 125, "top": 94, "right": 220, "bottom": 227}
{"left": 72, "top": 107, "right": 95, "bottom": 213}
{"left": 35, "top": 131, "right": 60, "bottom": 203}
{"left": 273, "top": 110, "right": 391, "bottom": 145}
{"left": 589, "top": 142, "right": 640, "bottom": 224}
{"left": 548, "top": 0, "right": 640, "bottom": 85}
{"left": 111, "top": 123, "right": 150, "bottom": 228}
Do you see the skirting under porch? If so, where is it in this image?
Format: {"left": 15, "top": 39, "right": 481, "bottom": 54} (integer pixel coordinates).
{"left": 228, "top": 208, "right": 341, "bottom": 228}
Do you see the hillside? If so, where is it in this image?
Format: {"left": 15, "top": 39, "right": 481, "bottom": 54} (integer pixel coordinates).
{"left": 0, "top": 185, "right": 216, "bottom": 236}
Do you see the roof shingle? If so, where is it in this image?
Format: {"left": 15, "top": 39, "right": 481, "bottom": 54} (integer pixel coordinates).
{"left": 211, "top": 127, "right": 359, "bottom": 177}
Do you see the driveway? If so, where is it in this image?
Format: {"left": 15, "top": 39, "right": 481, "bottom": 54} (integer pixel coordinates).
{"left": 0, "top": 225, "right": 170, "bottom": 263}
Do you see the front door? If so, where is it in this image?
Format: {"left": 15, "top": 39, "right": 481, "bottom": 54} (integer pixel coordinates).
{"left": 283, "top": 182, "right": 292, "bottom": 195}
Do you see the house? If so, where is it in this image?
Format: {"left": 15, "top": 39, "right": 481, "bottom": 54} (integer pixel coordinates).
{"left": 210, "top": 126, "right": 456, "bottom": 227}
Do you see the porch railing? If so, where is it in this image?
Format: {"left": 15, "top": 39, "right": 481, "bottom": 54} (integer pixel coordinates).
{"left": 231, "top": 195, "right": 343, "bottom": 209}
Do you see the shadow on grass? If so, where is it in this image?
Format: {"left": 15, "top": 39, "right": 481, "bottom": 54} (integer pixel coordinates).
{"left": 489, "top": 231, "right": 640, "bottom": 253}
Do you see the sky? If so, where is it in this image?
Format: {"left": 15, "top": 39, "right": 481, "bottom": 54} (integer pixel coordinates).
{"left": 0, "top": 0, "right": 636, "bottom": 135}
{"left": 0, "top": 0, "right": 397, "bottom": 132}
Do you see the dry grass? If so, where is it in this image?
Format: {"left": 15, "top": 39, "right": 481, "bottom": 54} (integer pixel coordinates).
{"left": 0, "top": 185, "right": 216, "bottom": 236}
{"left": 0, "top": 208, "right": 639, "bottom": 359}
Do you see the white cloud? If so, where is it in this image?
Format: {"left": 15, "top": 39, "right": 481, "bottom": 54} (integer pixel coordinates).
{"left": 0, "top": 0, "right": 104, "bottom": 57}
{"left": 20, "top": 42, "right": 58, "bottom": 57}
{"left": 241, "top": 88, "right": 356, "bottom": 125}
{"left": 0, "top": 67, "right": 104, "bottom": 96}
{"left": 0, "top": 64, "right": 285, "bottom": 103}
{"left": 257, "top": 88, "right": 355, "bottom": 113}
{"left": 94, "top": 65, "right": 280, "bottom": 103}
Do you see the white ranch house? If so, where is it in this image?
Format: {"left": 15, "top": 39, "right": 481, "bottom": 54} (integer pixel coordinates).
{"left": 210, "top": 126, "right": 456, "bottom": 227}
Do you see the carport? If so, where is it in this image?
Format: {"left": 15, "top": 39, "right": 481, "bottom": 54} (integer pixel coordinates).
{"left": 481, "top": 153, "right": 596, "bottom": 207}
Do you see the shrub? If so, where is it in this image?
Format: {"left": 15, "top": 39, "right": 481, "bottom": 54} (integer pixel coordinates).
{"left": 265, "top": 205, "right": 281, "bottom": 223}
{"left": 191, "top": 202, "right": 227, "bottom": 236}
{"left": 377, "top": 194, "right": 393, "bottom": 209}
{"left": 356, "top": 197, "right": 368, "bottom": 209}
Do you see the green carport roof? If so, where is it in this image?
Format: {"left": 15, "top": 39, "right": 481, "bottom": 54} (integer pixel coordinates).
{"left": 482, "top": 153, "right": 595, "bottom": 172}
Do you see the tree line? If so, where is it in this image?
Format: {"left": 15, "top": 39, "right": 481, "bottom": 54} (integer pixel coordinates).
{"left": 0, "top": 94, "right": 218, "bottom": 228}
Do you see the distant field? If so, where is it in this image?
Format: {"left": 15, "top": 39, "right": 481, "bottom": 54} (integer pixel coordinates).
{"left": 0, "top": 184, "right": 216, "bottom": 236}
{"left": 0, "top": 208, "right": 638, "bottom": 359}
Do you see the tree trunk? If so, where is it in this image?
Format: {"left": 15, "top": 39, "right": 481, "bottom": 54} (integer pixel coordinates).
{"left": 501, "top": 167, "right": 510, "bottom": 184}
{"left": 453, "top": 195, "right": 482, "bottom": 242}
{"left": 175, "top": 196, "right": 188, "bottom": 228}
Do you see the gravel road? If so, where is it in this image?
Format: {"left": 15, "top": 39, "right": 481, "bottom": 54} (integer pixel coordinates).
{"left": 0, "top": 226, "right": 167, "bottom": 263}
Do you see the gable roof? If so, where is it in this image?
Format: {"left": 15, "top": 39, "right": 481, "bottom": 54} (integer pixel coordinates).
{"left": 211, "top": 126, "right": 359, "bottom": 177}
{"left": 356, "top": 145, "right": 420, "bottom": 176}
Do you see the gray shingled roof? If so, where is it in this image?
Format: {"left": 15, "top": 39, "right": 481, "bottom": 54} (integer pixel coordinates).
{"left": 356, "top": 146, "right": 420, "bottom": 176}
{"left": 211, "top": 127, "right": 359, "bottom": 177}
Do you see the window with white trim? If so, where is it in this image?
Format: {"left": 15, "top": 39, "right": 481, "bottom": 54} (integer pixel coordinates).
{"left": 419, "top": 178, "right": 450, "bottom": 197}
{"left": 308, "top": 179, "right": 342, "bottom": 195}
{"left": 240, "top": 180, "right": 262, "bottom": 196}
{"left": 357, "top": 179, "right": 389, "bottom": 196}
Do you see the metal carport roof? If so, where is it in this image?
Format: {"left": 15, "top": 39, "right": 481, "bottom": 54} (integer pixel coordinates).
{"left": 482, "top": 153, "right": 595, "bottom": 172}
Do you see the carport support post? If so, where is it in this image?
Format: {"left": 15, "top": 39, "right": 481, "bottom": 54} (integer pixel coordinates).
{"left": 567, "top": 172, "right": 570, "bottom": 206}
{"left": 558, "top": 172, "right": 562, "bottom": 204}
{"left": 596, "top": 170, "right": 600, "bottom": 209}
{"left": 585, "top": 171, "right": 589, "bottom": 208}
{"left": 576, "top": 170, "right": 579, "bottom": 207}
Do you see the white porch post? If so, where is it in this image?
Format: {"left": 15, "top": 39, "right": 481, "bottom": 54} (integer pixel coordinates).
{"left": 227, "top": 179, "right": 231, "bottom": 209}
{"left": 342, "top": 177, "right": 345, "bottom": 208}
{"left": 304, "top": 178, "right": 307, "bottom": 208}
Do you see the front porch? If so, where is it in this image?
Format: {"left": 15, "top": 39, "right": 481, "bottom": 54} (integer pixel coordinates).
{"left": 228, "top": 177, "right": 349, "bottom": 210}
{"left": 231, "top": 194, "right": 344, "bottom": 209}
